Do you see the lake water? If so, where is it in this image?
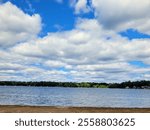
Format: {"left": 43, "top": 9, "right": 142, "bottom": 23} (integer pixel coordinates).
{"left": 0, "top": 86, "right": 150, "bottom": 108}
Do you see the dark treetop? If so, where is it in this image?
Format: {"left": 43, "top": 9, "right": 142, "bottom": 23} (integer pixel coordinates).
{"left": 0, "top": 80, "right": 150, "bottom": 89}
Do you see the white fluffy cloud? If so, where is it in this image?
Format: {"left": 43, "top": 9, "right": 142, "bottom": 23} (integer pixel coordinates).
{"left": 10, "top": 18, "right": 150, "bottom": 82}
{"left": 0, "top": 2, "right": 41, "bottom": 48}
{"left": 12, "top": 19, "right": 150, "bottom": 65}
{"left": 91, "top": 0, "right": 150, "bottom": 34}
{"left": 70, "top": 0, "right": 92, "bottom": 14}
{"left": 1, "top": 1, "right": 150, "bottom": 82}
{"left": 73, "top": 0, "right": 150, "bottom": 34}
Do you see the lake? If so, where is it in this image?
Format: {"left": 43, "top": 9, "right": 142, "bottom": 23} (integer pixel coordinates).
{"left": 0, "top": 86, "right": 150, "bottom": 108}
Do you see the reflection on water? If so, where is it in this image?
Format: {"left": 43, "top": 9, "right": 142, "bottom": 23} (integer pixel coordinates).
{"left": 0, "top": 86, "right": 150, "bottom": 108}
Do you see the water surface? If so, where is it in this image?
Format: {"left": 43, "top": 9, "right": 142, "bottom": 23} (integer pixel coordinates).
{"left": 0, "top": 86, "right": 149, "bottom": 108}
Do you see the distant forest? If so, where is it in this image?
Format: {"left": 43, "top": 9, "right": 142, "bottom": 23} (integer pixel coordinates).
{"left": 0, "top": 80, "right": 150, "bottom": 89}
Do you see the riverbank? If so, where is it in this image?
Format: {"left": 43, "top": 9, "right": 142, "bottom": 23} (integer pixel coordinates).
{"left": 0, "top": 105, "right": 150, "bottom": 113}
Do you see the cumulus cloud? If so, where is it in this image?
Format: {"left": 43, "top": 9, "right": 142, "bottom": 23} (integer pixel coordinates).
{"left": 13, "top": 19, "right": 150, "bottom": 65}
{"left": 91, "top": 0, "right": 150, "bottom": 34}
{"left": 1, "top": 1, "right": 150, "bottom": 82}
{"left": 71, "top": 0, "right": 150, "bottom": 34}
{"left": 0, "top": 2, "right": 41, "bottom": 48}
{"left": 11, "top": 18, "right": 150, "bottom": 82}
{"left": 12, "top": 19, "right": 119, "bottom": 64}
{"left": 70, "top": 0, "right": 92, "bottom": 14}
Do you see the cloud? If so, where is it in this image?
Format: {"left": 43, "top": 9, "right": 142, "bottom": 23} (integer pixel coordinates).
{"left": 1, "top": 2, "right": 150, "bottom": 82}
{"left": 44, "top": 60, "right": 72, "bottom": 69}
{"left": 0, "top": 2, "right": 41, "bottom": 48}
{"left": 12, "top": 19, "right": 118, "bottom": 63}
{"left": 0, "top": 62, "right": 25, "bottom": 71}
{"left": 70, "top": 0, "right": 92, "bottom": 14}
{"left": 91, "top": 0, "right": 150, "bottom": 34}
{"left": 71, "top": 0, "right": 150, "bottom": 34}
{"left": 11, "top": 18, "right": 150, "bottom": 82}
{"left": 13, "top": 19, "right": 150, "bottom": 66}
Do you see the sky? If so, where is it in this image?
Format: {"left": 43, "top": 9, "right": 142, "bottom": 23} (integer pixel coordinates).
{"left": 0, "top": 0, "right": 150, "bottom": 83}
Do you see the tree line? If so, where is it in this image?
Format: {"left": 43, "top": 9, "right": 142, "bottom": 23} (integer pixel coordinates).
{"left": 0, "top": 81, "right": 108, "bottom": 88}
{"left": 109, "top": 80, "right": 150, "bottom": 89}
{"left": 0, "top": 80, "right": 150, "bottom": 89}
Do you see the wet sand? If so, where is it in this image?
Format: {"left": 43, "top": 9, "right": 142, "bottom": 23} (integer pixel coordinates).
{"left": 0, "top": 105, "right": 150, "bottom": 113}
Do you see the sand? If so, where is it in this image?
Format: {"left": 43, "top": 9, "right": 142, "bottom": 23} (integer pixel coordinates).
{"left": 0, "top": 105, "right": 150, "bottom": 113}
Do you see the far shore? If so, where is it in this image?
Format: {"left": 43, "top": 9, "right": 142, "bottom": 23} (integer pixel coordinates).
{"left": 0, "top": 105, "right": 150, "bottom": 113}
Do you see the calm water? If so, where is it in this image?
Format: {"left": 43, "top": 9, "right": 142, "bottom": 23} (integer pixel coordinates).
{"left": 0, "top": 86, "right": 150, "bottom": 108}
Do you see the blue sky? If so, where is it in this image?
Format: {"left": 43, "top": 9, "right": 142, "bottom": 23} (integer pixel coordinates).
{"left": 8, "top": 0, "right": 76, "bottom": 33}
{"left": 7, "top": 0, "right": 95, "bottom": 34}
{"left": 0, "top": 0, "right": 150, "bottom": 82}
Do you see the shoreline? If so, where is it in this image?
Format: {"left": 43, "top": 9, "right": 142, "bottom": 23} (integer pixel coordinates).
{"left": 0, "top": 105, "right": 150, "bottom": 113}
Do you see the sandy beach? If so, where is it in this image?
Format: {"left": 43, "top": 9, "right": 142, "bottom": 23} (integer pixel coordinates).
{"left": 0, "top": 105, "right": 149, "bottom": 113}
